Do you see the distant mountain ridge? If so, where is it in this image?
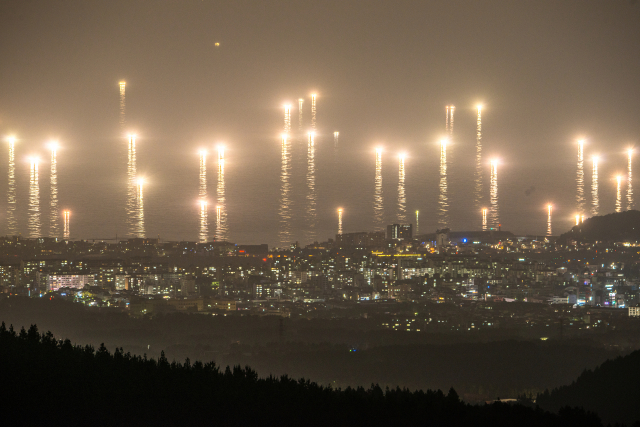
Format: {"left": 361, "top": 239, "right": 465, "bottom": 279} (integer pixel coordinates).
{"left": 558, "top": 210, "right": 640, "bottom": 244}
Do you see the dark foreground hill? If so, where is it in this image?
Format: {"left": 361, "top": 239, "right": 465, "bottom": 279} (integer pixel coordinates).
{"left": 0, "top": 323, "right": 602, "bottom": 427}
{"left": 537, "top": 349, "right": 640, "bottom": 426}
{"left": 558, "top": 210, "right": 640, "bottom": 244}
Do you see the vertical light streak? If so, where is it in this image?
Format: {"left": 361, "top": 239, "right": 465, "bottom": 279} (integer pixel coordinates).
{"left": 338, "top": 208, "right": 343, "bottom": 235}
{"left": 616, "top": 175, "right": 623, "bottom": 213}
{"left": 445, "top": 106, "right": 450, "bottom": 133}
{"left": 576, "top": 140, "right": 585, "bottom": 215}
{"left": 627, "top": 149, "right": 633, "bottom": 210}
{"left": 591, "top": 156, "right": 599, "bottom": 216}
{"left": 49, "top": 142, "right": 59, "bottom": 237}
{"left": 334, "top": 131, "right": 339, "bottom": 148}
{"left": 475, "top": 105, "right": 483, "bottom": 219}
{"left": 575, "top": 214, "right": 580, "bottom": 226}
{"left": 63, "top": 210, "right": 70, "bottom": 240}
{"left": 28, "top": 157, "right": 41, "bottom": 238}
{"left": 284, "top": 104, "right": 291, "bottom": 133}
{"left": 547, "top": 204, "right": 552, "bottom": 236}
{"left": 199, "top": 150, "right": 208, "bottom": 243}
{"left": 311, "top": 94, "right": 317, "bottom": 130}
{"left": 397, "top": 154, "right": 406, "bottom": 223}
{"left": 119, "top": 81, "right": 126, "bottom": 130}
{"left": 449, "top": 106, "right": 455, "bottom": 136}
{"left": 6, "top": 137, "right": 17, "bottom": 235}
{"left": 374, "top": 148, "right": 384, "bottom": 231}
{"left": 216, "top": 205, "right": 221, "bottom": 237}
{"left": 199, "top": 151, "right": 207, "bottom": 199}
{"left": 216, "top": 151, "right": 227, "bottom": 241}
{"left": 278, "top": 134, "right": 292, "bottom": 246}
{"left": 126, "top": 134, "right": 137, "bottom": 237}
{"left": 482, "top": 208, "right": 487, "bottom": 231}
{"left": 298, "top": 98, "right": 304, "bottom": 130}
{"left": 438, "top": 139, "right": 449, "bottom": 228}
{"left": 489, "top": 159, "right": 499, "bottom": 227}
{"left": 199, "top": 201, "right": 208, "bottom": 244}
{"left": 415, "top": 210, "right": 419, "bottom": 235}
{"left": 305, "top": 132, "right": 317, "bottom": 243}
{"left": 135, "top": 178, "right": 145, "bottom": 238}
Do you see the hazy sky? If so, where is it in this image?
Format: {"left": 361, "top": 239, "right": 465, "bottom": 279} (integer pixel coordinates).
{"left": 0, "top": 1, "right": 639, "bottom": 243}
{"left": 2, "top": 1, "right": 639, "bottom": 145}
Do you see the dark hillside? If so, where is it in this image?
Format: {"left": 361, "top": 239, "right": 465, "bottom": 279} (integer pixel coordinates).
{"left": 558, "top": 210, "right": 640, "bottom": 244}
{"left": 537, "top": 349, "right": 640, "bottom": 425}
{"left": 0, "top": 322, "right": 602, "bottom": 427}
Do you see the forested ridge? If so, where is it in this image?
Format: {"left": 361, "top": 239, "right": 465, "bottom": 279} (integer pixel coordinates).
{"left": 0, "top": 322, "right": 604, "bottom": 427}
{"left": 538, "top": 349, "right": 640, "bottom": 426}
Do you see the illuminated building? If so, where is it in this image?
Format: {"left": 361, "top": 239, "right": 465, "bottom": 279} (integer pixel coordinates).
{"left": 387, "top": 223, "right": 412, "bottom": 240}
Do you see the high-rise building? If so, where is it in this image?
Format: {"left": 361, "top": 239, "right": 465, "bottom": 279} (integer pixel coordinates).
{"left": 387, "top": 224, "right": 412, "bottom": 240}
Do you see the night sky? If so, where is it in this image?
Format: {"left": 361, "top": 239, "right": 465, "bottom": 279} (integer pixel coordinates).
{"left": 1, "top": 1, "right": 639, "bottom": 244}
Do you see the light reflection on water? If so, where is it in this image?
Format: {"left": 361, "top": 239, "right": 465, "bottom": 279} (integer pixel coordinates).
{"left": 28, "top": 158, "right": 40, "bottom": 238}
{"left": 63, "top": 210, "right": 70, "bottom": 240}
{"left": 627, "top": 150, "right": 633, "bottom": 210}
{"left": 576, "top": 140, "right": 585, "bottom": 214}
{"left": 373, "top": 148, "right": 383, "bottom": 231}
{"left": 304, "top": 132, "right": 317, "bottom": 242}
{"left": 216, "top": 155, "right": 227, "bottom": 241}
{"left": 278, "top": 134, "right": 292, "bottom": 246}
{"left": 438, "top": 140, "right": 448, "bottom": 228}
{"left": 135, "top": 179, "right": 145, "bottom": 238}
{"left": 591, "top": 156, "right": 599, "bottom": 216}
{"left": 199, "top": 201, "right": 208, "bottom": 243}
{"left": 49, "top": 147, "right": 59, "bottom": 237}
{"left": 16, "top": 120, "right": 633, "bottom": 246}
{"left": 6, "top": 140, "right": 17, "bottom": 235}
{"left": 474, "top": 106, "right": 483, "bottom": 226}
{"left": 489, "top": 160, "right": 499, "bottom": 228}
{"left": 198, "top": 151, "right": 209, "bottom": 241}
{"left": 126, "top": 135, "right": 137, "bottom": 236}
{"left": 397, "top": 155, "right": 406, "bottom": 223}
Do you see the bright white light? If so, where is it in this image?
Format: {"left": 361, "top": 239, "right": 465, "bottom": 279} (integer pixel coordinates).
{"left": 6, "top": 136, "right": 16, "bottom": 144}
{"left": 48, "top": 141, "right": 59, "bottom": 151}
{"left": 137, "top": 178, "right": 145, "bottom": 186}
{"left": 217, "top": 145, "right": 225, "bottom": 160}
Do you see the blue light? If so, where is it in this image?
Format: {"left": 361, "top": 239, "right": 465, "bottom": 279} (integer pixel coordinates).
{"left": 462, "top": 238, "right": 467, "bottom": 243}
